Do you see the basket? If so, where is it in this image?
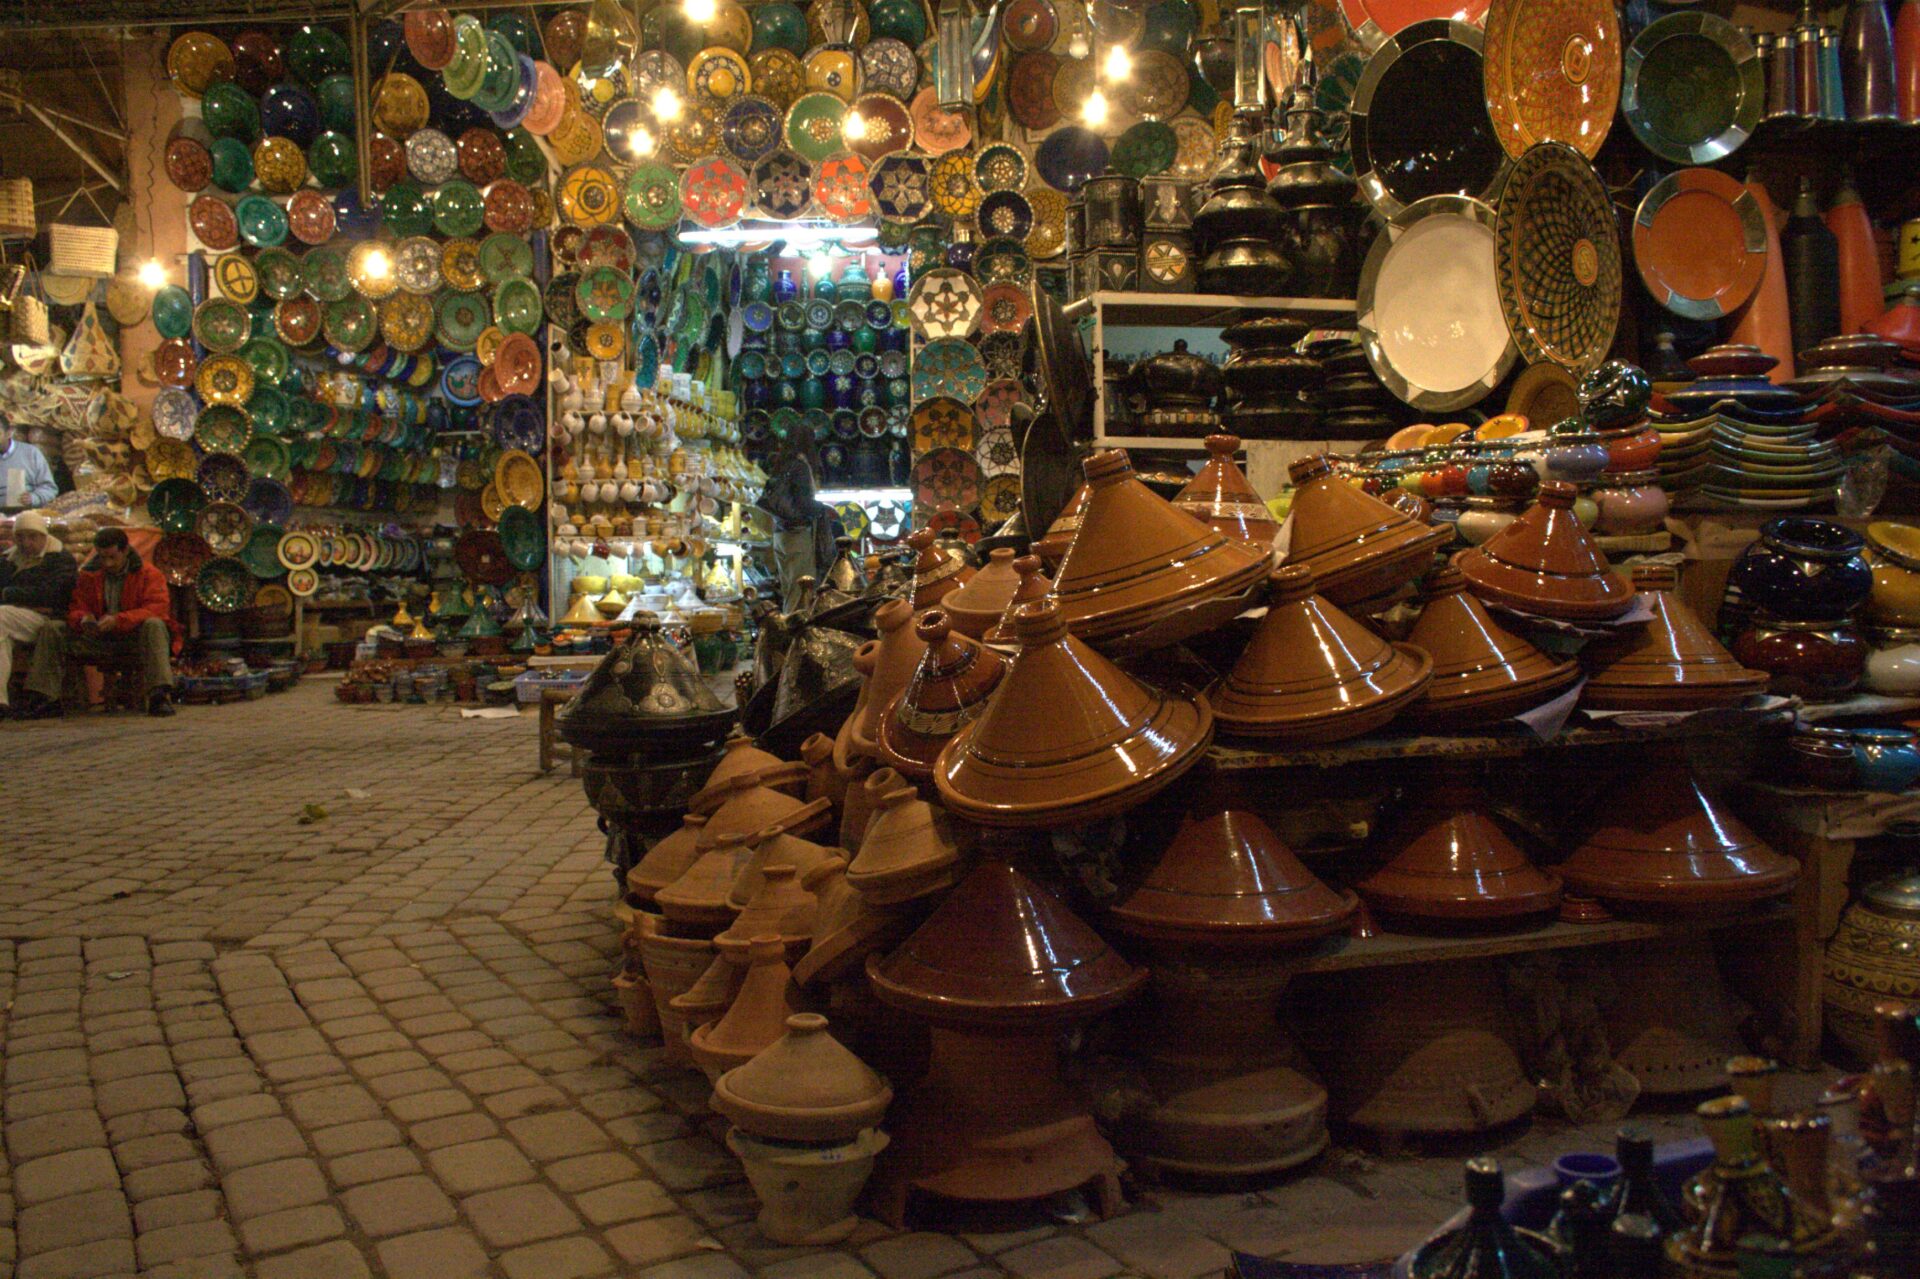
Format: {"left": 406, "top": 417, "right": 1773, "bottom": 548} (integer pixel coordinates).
{"left": 48, "top": 223, "right": 117, "bottom": 278}
{"left": 0, "top": 178, "right": 32, "bottom": 239}
{"left": 10, "top": 290, "right": 46, "bottom": 346}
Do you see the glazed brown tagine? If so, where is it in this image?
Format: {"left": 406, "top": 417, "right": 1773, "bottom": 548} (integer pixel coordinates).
{"left": 874, "top": 611, "right": 1007, "bottom": 779}
{"left": 934, "top": 598, "right": 1214, "bottom": 827}
{"left": 1557, "top": 743, "right": 1799, "bottom": 911}
{"left": 1096, "top": 808, "right": 1356, "bottom": 1176}
{"left": 1174, "top": 434, "right": 1281, "bottom": 550}
{"left": 907, "top": 527, "right": 973, "bottom": 611}
{"left": 939, "top": 547, "right": 1026, "bottom": 639}
{"left": 1032, "top": 482, "right": 1089, "bottom": 569}
{"left": 1282, "top": 453, "right": 1452, "bottom": 607}
{"left": 1403, "top": 565, "right": 1581, "bottom": 727}
{"left": 1210, "top": 564, "right": 1432, "bottom": 741}
{"left": 1356, "top": 762, "right": 1563, "bottom": 926}
{"left": 982, "top": 554, "right": 1052, "bottom": 645}
{"left": 1580, "top": 564, "right": 1770, "bottom": 709}
{"left": 864, "top": 856, "right": 1146, "bottom": 1224}
{"left": 1048, "top": 448, "right": 1269, "bottom": 648}
{"left": 847, "top": 599, "right": 929, "bottom": 757}
{"left": 1455, "top": 480, "right": 1638, "bottom": 620}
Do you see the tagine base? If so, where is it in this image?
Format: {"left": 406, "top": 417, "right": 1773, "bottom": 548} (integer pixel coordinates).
{"left": 866, "top": 1028, "right": 1125, "bottom": 1228}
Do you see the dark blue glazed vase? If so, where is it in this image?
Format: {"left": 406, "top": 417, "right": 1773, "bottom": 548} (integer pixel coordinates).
{"left": 1730, "top": 517, "right": 1873, "bottom": 620}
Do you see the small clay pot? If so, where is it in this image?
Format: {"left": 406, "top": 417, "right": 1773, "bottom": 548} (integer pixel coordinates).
{"left": 726, "top": 1126, "right": 889, "bottom": 1245}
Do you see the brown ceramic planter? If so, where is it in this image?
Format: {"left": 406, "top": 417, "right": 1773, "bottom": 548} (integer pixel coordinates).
{"left": 983, "top": 555, "right": 1053, "bottom": 646}
{"left": 933, "top": 599, "right": 1214, "bottom": 827}
{"left": 1175, "top": 434, "right": 1281, "bottom": 550}
{"left": 1582, "top": 564, "right": 1769, "bottom": 709}
{"left": 941, "top": 548, "right": 1026, "bottom": 639}
{"left": 874, "top": 611, "right": 1007, "bottom": 779}
{"left": 1283, "top": 454, "right": 1453, "bottom": 607}
{"left": 1211, "top": 565, "right": 1432, "bottom": 742}
{"left": 1049, "top": 449, "right": 1270, "bottom": 647}
{"left": 1403, "top": 565, "right": 1582, "bottom": 727}
{"left": 1357, "top": 767, "right": 1563, "bottom": 924}
{"left": 711, "top": 1012, "right": 893, "bottom": 1143}
{"left": 1455, "top": 481, "right": 1637, "bottom": 620}
{"left": 909, "top": 528, "right": 974, "bottom": 611}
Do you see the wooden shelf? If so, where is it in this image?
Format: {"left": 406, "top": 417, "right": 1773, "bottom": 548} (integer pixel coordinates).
{"left": 1289, "top": 902, "right": 1791, "bottom": 974}
{"left": 1070, "top": 291, "right": 1356, "bottom": 328}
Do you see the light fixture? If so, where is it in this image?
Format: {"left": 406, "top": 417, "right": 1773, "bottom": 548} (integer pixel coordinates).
{"left": 684, "top": 0, "right": 716, "bottom": 23}
{"left": 678, "top": 223, "right": 879, "bottom": 248}
{"left": 842, "top": 109, "right": 867, "bottom": 141}
{"left": 137, "top": 259, "right": 168, "bottom": 290}
{"left": 807, "top": 252, "right": 834, "bottom": 280}
{"left": 652, "top": 86, "right": 683, "bottom": 122}
{"left": 1081, "top": 87, "right": 1109, "bottom": 127}
{"left": 362, "top": 248, "right": 392, "bottom": 280}
{"left": 1103, "top": 45, "right": 1131, "bottom": 81}
{"left": 628, "top": 126, "right": 655, "bottom": 156}
{"left": 817, "top": 486, "right": 912, "bottom": 504}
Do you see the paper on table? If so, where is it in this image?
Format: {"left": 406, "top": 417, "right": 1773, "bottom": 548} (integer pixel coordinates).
{"left": 1513, "top": 676, "right": 1586, "bottom": 740}
{"left": 1582, "top": 694, "right": 1792, "bottom": 727}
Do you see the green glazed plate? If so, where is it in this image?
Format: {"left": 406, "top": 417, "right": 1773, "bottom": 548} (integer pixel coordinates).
{"left": 148, "top": 478, "right": 206, "bottom": 534}
{"left": 151, "top": 286, "right": 193, "bottom": 340}
{"left": 255, "top": 248, "right": 304, "bottom": 300}
{"left": 244, "top": 437, "right": 290, "bottom": 481}
{"left": 435, "top": 290, "right": 491, "bottom": 350}
{"left": 575, "top": 266, "right": 634, "bottom": 322}
{"left": 323, "top": 296, "right": 376, "bottom": 351}
{"left": 195, "top": 403, "right": 253, "bottom": 454}
{"left": 432, "top": 179, "right": 486, "bottom": 238}
{"left": 235, "top": 194, "right": 288, "bottom": 248}
{"left": 192, "top": 297, "right": 252, "bottom": 354}
{"left": 497, "top": 505, "right": 544, "bottom": 571}
{"left": 1111, "top": 120, "right": 1177, "bottom": 177}
{"left": 241, "top": 335, "right": 290, "bottom": 385}
{"left": 501, "top": 128, "right": 547, "bottom": 185}
{"left": 479, "top": 232, "right": 534, "bottom": 283}
{"left": 301, "top": 246, "right": 351, "bottom": 302}
{"left": 492, "top": 277, "right": 543, "bottom": 335}
{"left": 624, "top": 163, "right": 681, "bottom": 230}
{"left": 245, "top": 385, "right": 289, "bottom": 436}
{"left": 195, "top": 557, "right": 254, "bottom": 613}
{"left": 210, "top": 137, "right": 254, "bottom": 193}
{"left": 241, "top": 524, "right": 287, "bottom": 579}
{"left": 306, "top": 130, "right": 356, "bottom": 188}
{"left": 381, "top": 180, "right": 435, "bottom": 237}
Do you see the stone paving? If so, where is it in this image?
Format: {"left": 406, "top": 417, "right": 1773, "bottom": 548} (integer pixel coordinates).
{"left": 0, "top": 683, "right": 1823, "bottom": 1279}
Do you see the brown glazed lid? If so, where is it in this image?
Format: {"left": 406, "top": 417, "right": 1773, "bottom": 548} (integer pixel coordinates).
{"left": 627, "top": 812, "right": 710, "bottom": 904}
{"left": 689, "top": 732, "right": 810, "bottom": 815}
{"left": 846, "top": 767, "right": 965, "bottom": 905}
{"left": 717, "top": 862, "right": 818, "bottom": 952}
{"left": 1404, "top": 566, "right": 1582, "bottom": 727}
{"left": 865, "top": 858, "right": 1147, "bottom": 1029}
{"left": 1211, "top": 565, "right": 1433, "bottom": 742}
{"left": 1582, "top": 565, "right": 1770, "bottom": 710}
{"left": 909, "top": 528, "right": 974, "bottom": 611}
{"left": 688, "top": 936, "right": 803, "bottom": 1080}
{"left": 711, "top": 1013, "right": 894, "bottom": 1143}
{"left": 1109, "top": 809, "right": 1357, "bottom": 948}
{"left": 941, "top": 548, "right": 1026, "bottom": 639}
{"left": 1455, "top": 481, "right": 1638, "bottom": 620}
{"left": 657, "top": 836, "right": 755, "bottom": 927}
{"left": 933, "top": 598, "right": 1215, "bottom": 827}
{"left": 1283, "top": 454, "right": 1453, "bottom": 607}
{"left": 1559, "top": 745, "right": 1799, "bottom": 908}
{"left": 983, "top": 554, "right": 1054, "bottom": 645}
{"left": 726, "top": 809, "right": 840, "bottom": 910}
{"left": 848, "top": 598, "right": 930, "bottom": 755}
{"left": 1050, "top": 449, "right": 1270, "bottom": 645}
{"left": 1175, "top": 434, "right": 1281, "bottom": 550}
{"left": 874, "top": 611, "right": 1008, "bottom": 779}
{"left": 1032, "top": 483, "right": 1089, "bottom": 569}
{"left": 1357, "top": 769, "right": 1563, "bottom": 921}
{"left": 792, "top": 854, "right": 915, "bottom": 988}
{"left": 698, "top": 776, "right": 833, "bottom": 851}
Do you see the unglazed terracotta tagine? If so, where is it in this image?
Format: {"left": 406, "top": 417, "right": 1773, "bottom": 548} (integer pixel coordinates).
{"left": 1175, "top": 434, "right": 1281, "bottom": 550}
{"left": 934, "top": 599, "right": 1215, "bottom": 827}
{"left": 874, "top": 611, "right": 1007, "bottom": 779}
{"left": 1403, "top": 565, "right": 1581, "bottom": 727}
{"left": 1581, "top": 564, "right": 1769, "bottom": 710}
{"left": 908, "top": 528, "right": 973, "bottom": 611}
{"left": 628, "top": 812, "right": 711, "bottom": 905}
{"left": 846, "top": 768, "right": 966, "bottom": 905}
{"left": 939, "top": 548, "right": 1025, "bottom": 639}
{"left": 701, "top": 774, "right": 835, "bottom": 852}
{"left": 1282, "top": 454, "right": 1452, "bottom": 607}
{"left": 1049, "top": 449, "right": 1269, "bottom": 648}
{"left": 983, "top": 554, "right": 1053, "bottom": 645}
{"left": 1032, "top": 482, "right": 1089, "bottom": 569}
{"left": 864, "top": 859, "right": 1144, "bottom": 1221}
{"left": 726, "top": 808, "right": 838, "bottom": 912}
{"left": 790, "top": 855, "right": 911, "bottom": 990}
{"left": 712, "top": 1012, "right": 892, "bottom": 1143}
{"left": 1558, "top": 744, "right": 1798, "bottom": 910}
{"left": 1455, "top": 480, "right": 1638, "bottom": 620}
{"left": 1211, "top": 565, "right": 1433, "bottom": 742}
{"left": 1604, "top": 940, "right": 1746, "bottom": 1095}
{"left": 656, "top": 835, "right": 755, "bottom": 929}
{"left": 716, "top": 862, "right": 818, "bottom": 955}
{"left": 690, "top": 732, "right": 810, "bottom": 815}
{"left": 798, "top": 732, "right": 845, "bottom": 810}
{"left": 847, "top": 599, "right": 929, "bottom": 757}
{"left": 1356, "top": 764, "right": 1563, "bottom": 925}
{"left": 689, "top": 935, "right": 805, "bottom": 1083}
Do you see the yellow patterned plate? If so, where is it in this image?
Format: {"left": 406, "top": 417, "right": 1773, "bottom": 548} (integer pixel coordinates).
{"left": 480, "top": 481, "right": 507, "bottom": 522}
{"left": 558, "top": 165, "right": 621, "bottom": 226}
{"left": 689, "top": 47, "right": 752, "bottom": 102}
{"left": 195, "top": 353, "right": 254, "bottom": 406}
{"left": 547, "top": 98, "right": 603, "bottom": 166}
{"left": 372, "top": 72, "right": 430, "bottom": 137}
{"left": 213, "top": 253, "right": 259, "bottom": 304}
{"left": 1025, "top": 186, "right": 1068, "bottom": 258}
{"left": 749, "top": 49, "right": 807, "bottom": 109}
{"left": 147, "top": 437, "right": 198, "bottom": 481}
{"left": 380, "top": 293, "right": 435, "bottom": 352}
{"left": 348, "top": 241, "right": 400, "bottom": 300}
{"left": 475, "top": 325, "right": 507, "bottom": 367}
{"left": 930, "top": 151, "right": 983, "bottom": 217}
{"left": 585, "top": 322, "right": 625, "bottom": 360}
{"left": 253, "top": 137, "right": 307, "bottom": 194}
{"left": 1170, "top": 116, "right": 1217, "bottom": 179}
{"left": 440, "top": 237, "right": 485, "bottom": 291}
{"left": 495, "top": 449, "right": 544, "bottom": 508}
{"left": 804, "top": 47, "right": 859, "bottom": 102}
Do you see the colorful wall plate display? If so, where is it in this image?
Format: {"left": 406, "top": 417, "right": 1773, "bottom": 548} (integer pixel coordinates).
{"left": 1631, "top": 166, "right": 1768, "bottom": 320}
{"left": 1621, "top": 12, "right": 1762, "bottom": 165}
{"left": 1350, "top": 19, "right": 1509, "bottom": 219}
{"left": 1493, "top": 141, "right": 1621, "bottom": 373}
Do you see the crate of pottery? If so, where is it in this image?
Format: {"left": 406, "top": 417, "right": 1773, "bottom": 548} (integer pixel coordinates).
{"left": 177, "top": 670, "right": 271, "bottom": 703}
{"left": 513, "top": 667, "right": 589, "bottom": 705}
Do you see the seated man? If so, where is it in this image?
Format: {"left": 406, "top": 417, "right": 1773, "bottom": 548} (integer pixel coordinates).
{"left": 0, "top": 415, "right": 58, "bottom": 510}
{"left": 0, "top": 510, "right": 76, "bottom": 718}
{"left": 22, "top": 528, "right": 179, "bottom": 718}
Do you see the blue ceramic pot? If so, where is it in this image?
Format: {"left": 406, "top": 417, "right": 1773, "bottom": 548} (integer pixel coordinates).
{"left": 1730, "top": 517, "right": 1873, "bottom": 621}
{"left": 1849, "top": 728, "right": 1920, "bottom": 792}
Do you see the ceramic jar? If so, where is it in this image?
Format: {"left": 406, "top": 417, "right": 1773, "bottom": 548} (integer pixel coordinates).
{"left": 1591, "top": 482, "right": 1670, "bottom": 536}
{"left": 1824, "top": 872, "right": 1920, "bottom": 1061}
{"left": 1540, "top": 437, "right": 1610, "bottom": 483}
{"left": 726, "top": 1127, "right": 889, "bottom": 1245}
{"left": 1867, "top": 522, "right": 1920, "bottom": 624}
{"left": 1866, "top": 625, "right": 1920, "bottom": 694}
{"left": 1788, "top": 733, "right": 1857, "bottom": 788}
{"left": 1454, "top": 499, "right": 1519, "bottom": 546}
{"left": 1730, "top": 518, "right": 1874, "bottom": 621}
{"left": 1123, "top": 340, "right": 1225, "bottom": 434}
{"left": 1844, "top": 727, "right": 1920, "bottom": 791}
{"left": 1731, "top": 615, "right": 1868, "bottom": 700}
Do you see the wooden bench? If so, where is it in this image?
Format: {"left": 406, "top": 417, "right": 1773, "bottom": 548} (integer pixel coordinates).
{"left": 537, "top": 687, "right": 583, "bottom": 776}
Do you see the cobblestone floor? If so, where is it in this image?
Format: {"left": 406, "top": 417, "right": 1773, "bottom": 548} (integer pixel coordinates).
{"left": 0, "top": 683, "right": 1826, "bottom": 1279}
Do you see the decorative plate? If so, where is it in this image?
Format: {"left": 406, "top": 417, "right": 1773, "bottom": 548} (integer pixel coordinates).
{"left": 1341, "top": 0, "right": 1491, "bottom": 51}
{"left": 153, "top": 532, "right": 214, "bottom": 587}
{"left": 1005, "top": 0, "right": 1057, "bottom": 49}
{"left": 189, "top": 194, "right": 239, "bottom": 251}
{"left": 913, "top": 336, "right": 989, "bottom": 403}
{"left": 975, "top": 238, "right": 1032, "bottom": 284}
{"left": 152, "top": 388, "right": 198, "bottom": 441}
{"left": 195, "top": 500, "right": 253, "bottom": 557}
{"left": 1631, "top": 166, "right": 1766, "bottom": 320}
{"left": 275, "top": 297, "right": 322, "bottom": 346}
{"left": 558, "top": 165, "right": 620, "bottom": 226}
{"left": 192, "top": 298, "right": 251, "bottom": 355}
{"left": 405, "top": 127, "right": 458, "bottom": 184}
{"left": 1482, "top": 0, "right": 1621, "bottom": 159}
{"left": 148, "top": 478, "right": 207, "bottom": 533}
{"left": 493, "top": 277, "right": 544, "bottom": 336}
{"left": 848, "top": 93, "right": 913, "bottom": 161}
{"left": 252, "top": 137, "right": 308, "bottom": 195}
{"left": 623, "top": 163, "right": 682, "bottom": 230}
{"left": 972, "top": 143, "right": 1028, "bottom": 195}
{"left": 1024, "top": 187, "right": 1069, "bottom": 258}
{"left": 1113, "top": 120, "right": 1179, "bottom": 178}
{"left": 387, "top": 237, "right": 435, "bottom": 295}
{"left": 1123, "top": 49, "right": 1192, "bottom": 120}
{"left": 323, "top": 296, "right": 377, "bottom": 352}
{"left": 436, "top": 291, "right": 491, "bottom": 350}
{"left": 195, "top": 557, "right": 254, "bottom": 614}
{"left": 804, "top": 46, "right": 858, "bottom": 101}
{"left": 349, "top": 240, "right": 402, "bottom": 299}
{"left": 930, "top": 151, "right": 983, "bottom": 217}
{"left": 749, "top": 48, "right": 807, "bottom": 108}
{"left": 910, "top": 397, "right": 977, "bottom": 452}
{"left": 198, "top": 451, "right": 251, "bottom": 503}
{"left": 1621, "top": 12, "right": 1761, "bottom": 166}
{"left": 785, "top": 91, "right": 847, "bottom": 162}
{"left": 244, "top": 437, "right": 290, "bottom": 481}
{"left": 479, "top": 232, "right": 535, "bottom": 286}
{"left": 911, "top": 447, "right": 983, "bottom": 510}
{"left": 431, "top": 179, "right": 487, "bottom": 237}
{"left": 1351, "top": 19, "right": 1509, "bottom": 218}
{"left": 235, "top": 195, "right": 289, "bottom": 249}
{"left": 977, "top": 190, "right": 1035, "bottom": 241}
{"left": 1358, "top": 193, "right": 1518, "bottom": 410}
{"left": 1494, "top": 141, "right": 1621, "bottom": 372}
{"left": 682, "top": 156, "right": 750, "bottom": 227}
{"left": 979, "top": 282, "right": 1033, "bottom": 335}
{"left": 1009, "top": 51, "right": 1062, "bottom": 130}
{"left": 722, "top": 94, "right": 785, "bottom": 164}
{"left": 147, "top": 438, "right": 198, "bottom": 483}
{"left": 689, "top": 47, "right": 753, "bottom": 102}
{"left": 494, "top": 448, "right": 544, "bottom": 508}
{"left": 1034, "top": 126, "right": 1109, "bottom": 194}
{"left": 483, "top": 180, "right": 535, "bottom": 235}
{"left": 753, "top": 149, "right": 815, "bottom": 219}
{"left": 868, "top": 153, "right": 931, "bottom": 222}
{"left": 457, "top": 126, "right": 508, "bottom": 183}
{"left": 977, "top": 422, "right": 1021, "bottom": 475}
{"left": 285, "top": 191, "right": 336, "bottom": 250}
{"left": 907, "top": 269, "right": 983, "bottom": 340}
{"left": 195, "top": 353, "right": 255, "bottom": 407}
{"left": 575, "top": 266, "right": 634, "bottom": 322}
{"left": 908, "top": 87, "right": 972, "bottom": 155}
{"left": 981, "top": 473, "right": 1021, "bottom": 524}
{"left": 194, "top": 402, "right": 251, "bottom": 454}
{"left": 276, "top": 529, "right": 319, "bottom": 572}
{"left": 859, "top": 37, "right": 920, "bottom": 99}
{"left": 813, "top": 151, "right": 873, "bottom": 221}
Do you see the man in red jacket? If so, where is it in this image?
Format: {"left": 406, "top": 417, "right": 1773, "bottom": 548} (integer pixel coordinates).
{"left": 19, "top": 527, "right": 178, "bottom": 718}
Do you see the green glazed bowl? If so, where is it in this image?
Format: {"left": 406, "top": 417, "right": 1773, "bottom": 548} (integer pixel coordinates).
{"left": 751, "top": 2, "right": 809, "bottom": 55}
{"left": 431, "top": 179, "right": 485, "bottom": 238}
{"left": 306, "top": 130, "right": 356, "bottom": 188}
{"left": 209, "top": 137, "right": 255, "bottom": 193}
{"left": 202, "top": 81, "right": 261, "bottom": 142}
{"left": 315, "top": 73, "right": 356, "bottom": 132}
{"left": 381, "top": 180, "right": 434, "bottom": 237}
{"left": 235, "top": 194, "right": 288, "bottom": 248}
{"left": 151, "top": 286, "right": 193, "bottom": 340}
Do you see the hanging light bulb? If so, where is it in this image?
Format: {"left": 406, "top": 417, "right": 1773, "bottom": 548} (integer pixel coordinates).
{"left": 685, "top": 0, "right": 717, "bottom": 23}
{"left": 1081, "top": 87, "right": 1109, "bottom": 127}
{"left": 137, "top": 259, "right": 168, "bottom": 290}
{"left": 652, "top": 86, "right": 683, "bottom": 122}
{"left": 628, "top": 126, "right": 656, "bottom": 157}
{"left": 1103, "top": 44, "right": 1131, "bottom": 81}
{"left": 842, "top": 109, "right": 867, "bottom": 141}
{"left": 363, "top": 248, "right": 392, "bottom": 280}
{"left": 808, "top": 251, "right": 834, "bottom": 280}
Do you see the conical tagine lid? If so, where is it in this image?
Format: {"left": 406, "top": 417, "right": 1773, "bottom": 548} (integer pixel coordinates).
{"left": 726, "top": 809, "right": 839, "bottom": 911}
{"left": 1455, "top": 480, "right": 1637, "bottom": 620}
{"left": 984, "top": 554, "right": 1053, "bottom": 645}
{"left": 909, "top": 528, "right": 973, "bottom": 611}
{"left": 1032, "top": 482, "right": 1089, "bottom": 569}
{"left": 712, "top": 1012, "right": 894, "bottom": 1142}
{"left": 1560, "top": 746, "right": 1799, "bottom": 908}
{"left": 1357, "top": 770, "right": 1563, "bottom": 921}
{"left": 940, "top": 547, "right": 1027, "bottom": 639}
{"left": 690, "top": 732, "right": 809, "bottom": 815}
{"left": 846, "top": 767, "right": 965, "bottom": 904}
{"left": 1110, "top": 809, "right": 1356, "bottom": 948}
{"left": 1283, "top": 454, "right": 1452, "bottom": 607}
{"left": 1211, "top": 565, "right": 1432, "bottom": 742}
{"left": 866, "top": 858, "right": 1147, "bottom": 1028}
{"left": 688, "top": 936, "right": 802, "bottom": 1079}
{"left": 1581, "top": 565, "right": 1769, "bottom": 710}
{"left": 557, "top": 614, "right": 737, "bottom": 754}
{"left": 875, "top": 610, "right": 1007, "bottom": 779}
{"left": 1404, "top": 566, "right": 1581, "bottom": 726}
{"left": 628, "top": 812, "right": 710, "bottom": 904}
{"left": 699, "top": 777, "right": 832, "bottom": 851}
{"left": 1051, "top": 449, "right": 1269, "bottom": 645}
{"left": 1175, "top": 434, "right": 1280, "bottom": 550}
{"left": 934, "top": 598, "right": 1214, "bottom": 827}
{"left": 848, "top": 599, "right": 929, "bottom": 754}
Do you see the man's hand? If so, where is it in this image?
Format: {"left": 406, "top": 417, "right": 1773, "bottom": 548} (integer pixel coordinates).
{"left": 96, "top": 613, "right": 119, "bottom": 632}
{"left": 77, "top": 613, "right": 99, "bottom": 632}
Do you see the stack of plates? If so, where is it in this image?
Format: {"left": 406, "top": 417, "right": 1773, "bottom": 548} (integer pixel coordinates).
{"left": 1698, "top": 415, "right": 1841, "bottom": 509}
